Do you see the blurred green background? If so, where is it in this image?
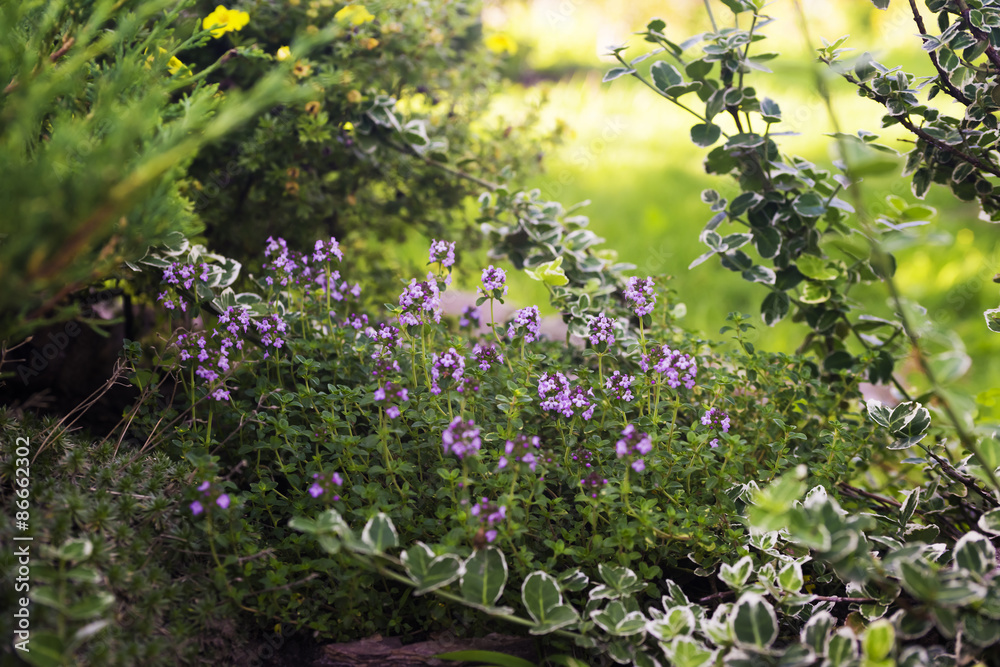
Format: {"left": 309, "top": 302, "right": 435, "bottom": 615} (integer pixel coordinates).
{"left": 445, "top": 0, "right": 1000, "bottom": 403}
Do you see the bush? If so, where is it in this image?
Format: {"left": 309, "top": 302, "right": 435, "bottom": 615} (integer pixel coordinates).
{"left": 0, "top": 0, "right": 320, "bottom": 341}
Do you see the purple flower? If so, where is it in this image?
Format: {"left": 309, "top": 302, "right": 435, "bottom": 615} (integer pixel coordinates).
{"left": 431, "top": 348, "right": 468, "bottom": 394}
{"left": 605, "top": 371, "right": 634, "bottom": 402}
{"left": 616, "top": 424, "right": 652, "bottom": 472}
{"left": 459, "top": 305, "right": 481, "bottom": 329}
{"left": 580, "top": 472, "right": 609, "bottom": 499}
{"left": 472, "top": 343, "right": 503, "bottom": 372}
{"left": 191, "top": 480, "right": 231, "bottom": 515}
{"left": 429, "top": 239, "right": 456, "bottom": 268}
{"left": 374, "top": 381, "right": 409, "bottom": 418}
{"left": 588, "top": 312, "right": 616, "bottom": 348}
{"left": 211, "top": 387, "right": 231, "bottom": 401}
{"left": 507, "top": 306, "right": 541, "bottom": 343}
{"left": 702, "top": 407, "right": 731, "bottom": 434}
{"left": 624, "top": 276, "right": 656, "bottom": 317}
{"left": 308, "top": 471, "right": 344, "bottom": 501}
{"left": 442, "top": 417, "right": 481, "bottom": 459}
{"left": 398, "top": 274, "right": 442, "bottom": 327}
{"left": 216, "top": 494, "right": 230, "bottom": 509}
{"left": 640, "top": 344, "right": 698, "bottom": 390}
{"left": 190, "top": 500, "right": 204, "bottom": 515}
{"left": 478, "top": 265, "right": 508, "bottom": 298}
{"left": 501, "top": 435, "right": 542, "bottom": 472}
{"left": 312, "top": 237, "right": 344, "bottom": 263}
{"left": 537, "top": 372, "right": 593, "bottom": 419}
{"left": 470, "top": 496, "right": 506, "bottom": 542}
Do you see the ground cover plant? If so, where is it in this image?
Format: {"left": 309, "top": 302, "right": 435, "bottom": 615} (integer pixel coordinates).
{"left": 3, "top": 0, "right": 1000, "bottom": 666}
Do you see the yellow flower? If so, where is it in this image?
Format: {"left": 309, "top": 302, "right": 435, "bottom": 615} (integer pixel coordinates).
{"left": 276, "top": 45, "right": 292, "bottom": 61}
{"left": 335, "top": 4, "right": 374, "bottom": 25}
{"left": 167, "top": 55, "right": 186, "bottom": 75}
{"left": 364, "top": 37, "right": 379, "bottom": 50}
{"left": 292, "top": 61, "right": 313, "bottom": 78}
{"left": 304, "top": 101, "right": 321, "bottom": 115}
{"left": 484, "top": 33, "right": 517, "bottom": 55}
{"left": 346, "top": 89, "right": 362, "bottom": 104}
{"left": 203, "top": 5, "right": 250, "bottom": 39}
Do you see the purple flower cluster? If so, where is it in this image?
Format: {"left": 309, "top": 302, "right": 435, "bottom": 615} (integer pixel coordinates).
{"left": 472, "top": 343, "right": 503, "bottom": 372}
{"left": 640, "top": 345, "right": 698, "bottom": 390}
{"left": 624, "top": 276, "right": 656, "bottom": 317}
{"left": 470, "top": 497, "right": 506, "bottom": 543}
{"left": 429, "top": 239, "right": 456, "bottom": 268}
{"left": 498, "top": 434, "right": 542, "bottom": 472}
{"left": 343, "top": 313, "right": 369, "bottom": 330}
{"left": 190, "top": 480, "right": 230, "bottom": 516}
{"left": 312, "top": 238, "right": 344, "bottom": 263}
{"left": 459, "top": 305, "right": 481, "bottom": 330}
{"left": 308, "top": 471, "right": 344, "bottom": 500}
{"left": 431, "top": 347, "right": 469, "bottom": 394}
{"left": 398, "top": 274, "right": 442, "bottom": 327}
{"left": 615, "top": 424, "right": 653, "bottom": 473}
{"left": 604, "top": 371, "right": 635, "bottom": 402}
{"left": 507, "top": 306, "right": 541, "bottom": 343}
{"left": 588, "top": 312, "right": 616, "bottom": 348}
{"left": 580, "top": 471, "right": 608, "bottom": 499}
{"left": 374, "top": 382, "right": 409, "bottom": 419}
{"left": 701, "top": 407, "right": 731, "bottom": 449}
{"left": 442, "top": 417, "right": 481, "bottom": 459}
{"left": 175, "top": 330, "right": 239, "bottom": 401}
{"left": 158, "top": 262, "right": 211, "bottom": 311}
{"left": 537, "top": 372, "right": 595, "bottom": 420}
{"left": 253, "top": 313, "right": 289, "bottom": 355}
{"left": 263, "top": 236, "right": 351, "bottom": 296}
{"left": 367, "top": 323, "right": 402, "bottom": 379}
{"left": 478, "top": 265, "right": 507, "bottom": 298}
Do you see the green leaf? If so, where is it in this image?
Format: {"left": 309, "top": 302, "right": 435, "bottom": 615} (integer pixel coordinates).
{"left": 953, "top": 531, "right": 996, "bottom": 576}
{"left": 866, "top": 399, "right": 892, "bottom": 428}
{"left": 761, "top": 292, "right": 789, "bottom": 326}
{"left": 524, "top": 257, "right": 569, "bottom": 286}
{"left": 57, "top": 538, "right": 93, "bottom": 563}
{"left": 760, "top": 97, "right": 781, "bottom": 123}
{"left": 731, "top": 592, "right": 778, "bottom": 649}
{"left": 800, "top": 610, "right": 836, "bottom": 653}
{"left": 651, "top": 61, "right": 683, "bottom": 91}
{"left": 402, "top": 542, "right": 464, "bottom": 595}
{"left": 977, "top": 508, "right": 1000, "bottom": 535}
{"left": 793, "top": 193, "right": 828, "bottom": 218}
{"left": 360, "top": 513, "right": 399, "bottom": 553}
{"left": 530, "top": 605, "right": 580, "bottom": 635}
{"left": 522, "top": 571, "right": 564, "bottom": 625}
{"left": 827, "top": 628, "right": 859, "bottom": 667}
{"left": 796, "top": 255, "right": 839, "bottom": 281}
{"left": 778, "top": 561, "right": 804, "bottom": 592}
{"left": 603, "top": 67, "right": 635, "bottom": 82}
{"left": 985, "top": 308, "right": 1000, "bottom": 333}
{"left": 434, "top": 651, "right": 538, "bottom": 667}
{"left": 799, "top": 282, "right": 832, "bottom": 304}
{"left": 691, "top": 123, "right": 722, "bottom": 147}
{"left": 460, "top": 547, "right": 508, "bottom": 609}
{"left": 19, "top": 632, "right": 65, "bottom": 667}
{"left": 888, "top": 401, "right": 931, "bottom": 438}
{"left": 719, "top": 556, "right": 754, "bottom": 590}
{"left": 862, "top": 619, "right": 895, "bottom": 660}
{"left": 66, "top": 592, "right": 115, "bottom": 620}
{"left": 870, "top": 0, "right": 890, "bottom": 8}
{"left": 647, "top": 606, "right": 696, "bottom": 641}
{"left": 855, "top": 52, "right": 878, "bottom": 82}
{"left": 660, "top": 636, "right": 717, "bottom": 667}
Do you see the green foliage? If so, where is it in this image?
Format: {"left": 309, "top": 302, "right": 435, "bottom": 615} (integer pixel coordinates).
{"left": 0, "top": 0, "right": 325, "bottom": 341}
{"left": 187, "top": 0, "right": 553, "bottom": 298}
